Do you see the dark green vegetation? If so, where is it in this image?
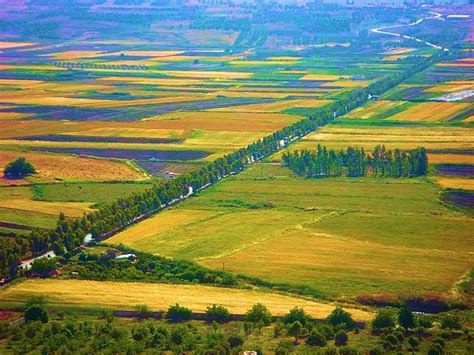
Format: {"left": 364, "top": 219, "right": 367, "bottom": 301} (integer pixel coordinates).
{"left": 3, "top": 158, "right": 36, "bottom": 179}
{"left": 0, "top": 299, "right": 472, "bottom": 354}
{"left": 283, "top": 145, "right": 428, "bottom": 178}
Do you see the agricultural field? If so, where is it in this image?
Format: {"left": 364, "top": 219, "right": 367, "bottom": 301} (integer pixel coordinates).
{"left": 110, "top": 163, "right": 473, "bottom": 299}
{"left": 0, "top": 279, "right": 372, "bottom": 320}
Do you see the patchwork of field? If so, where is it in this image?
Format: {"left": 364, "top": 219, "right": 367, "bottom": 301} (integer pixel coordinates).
{"left": 0, "top": 279, "right": 373, "bottom": 320}
{"left": 109, "top": 163, "right": 473, "bottom": 299}
{"left": 0, "top": 40, "right": 416, "bottom": 233}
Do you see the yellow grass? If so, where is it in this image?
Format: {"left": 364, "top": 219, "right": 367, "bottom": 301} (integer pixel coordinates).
{"left": 383, "top": 55, "right": 408, "bottom": 61}
{"left": 429, "top": 154, "right": 474, "bottom": 164}
{"left": 157, "top": 70, "right": 253, "bottom": 79}
{"left": 435, "top": 177, "right": 474, "bottom": 190}
{"left": 300, "top": 74, "right": 349, "bottom": 81}
{"left": 99, "top": 76, "right": 204, "bottom": 86}
{"left": 0, "top": 112, "right": 32, "bottom": 120}
{"left": 383, "top": 48, "right": 415, "bottom": 55}
{"left": 47, "top": 51, "right": 105, "bottom": 60}
{"left": 0, "top": 150, "right": 146, "bottom": 182}
{"left": 321, "top": 80, "right": 370, "bottom": 88}
{"left": 0, "top": 279, "right": 373, "bottom": 320}
{"left": 230, "top": 60, "right": 296, "bottom": 66}
{"left": 0, "top": 41, "right": 35, "bottom": 49}
{"left": 425, "top": 81, "right": 474, "bottom": 93}
{"left": 0, "top": 199, "right": 92, "bottom": 217}
{"left": 437, "top": 62, "right": 474, "bottom": 68}
{"left": 208, "top": 99, "right": 332, "bottom": 113}
{"left": 0, "top": 79, "right": 43, "bottom": 86}
{"left": 388, "top": 102, "right": 471, "bottom": 122}
{"left": 269, "top": 56, "right": 301, "bottom": 61}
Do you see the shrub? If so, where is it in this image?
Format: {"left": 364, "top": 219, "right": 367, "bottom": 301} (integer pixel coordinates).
{"left": 398, "top": 305, "right": 415, "bottom": 329}
{"left": 339, "top": 346, "right": 358, "bottom": 355}
{"left": 24, "top": 305, "right": 48, "bottom": 323}
{"left": 165, "top": 304, "right": 192, "bottom": 323}
{"left": 4, "top": 157, "right": 36, "bottom": 179}
{"left": 386, "top": 334, "right": 399, "bottom": 346}
{"left": 441, "top": 315, "right": 462, "bottom": 330}
{"left": 274, "top": 339, "right": 293, "bottom": 355}
{"left": 369, "top": 348, "right": 382, "bottom": 355}
{"left": 335, "top": 330, "right": 348, "bottom": 346}
{"left": 372, "top": 308, "right": 395, "bottom": 330}
{"left": 320, "top": 325, "right": 335, "bottom": 340}
{"left": 134, "top": 304, "right": 152, "bottom": 319}
{"left": 428, "top": 343, "right": 443, "bottom": 355}
{"left": 228, "top": 334, "right": 244, "bottom": 349}
{"left": 305, "top": 330, "right": 327, "bottom": 347}
{"left": 282, "top": 307, "right": 310, "bottom": 327}
{"left": 205, "top": 304, "right": 231, "bottom": 324}
{"left": 433, "top": 337, "right": 445, "bottom": 348}
{"left": 394, "top": 331, "right": 404, "bottom": 342}
{"left": 287, "top": 321, "right": 303, "bottom": 342}
{"left": 383, "top": 340, "right": 394, "bottom": 351}
{"left": 245, "top": 303, "right": 272, "bottom": 326}
{"left": 327, "top": 307, "right": 356, "bottom": 330}
{"left": 408, "top": 336, "right": 419, "bottom": 351}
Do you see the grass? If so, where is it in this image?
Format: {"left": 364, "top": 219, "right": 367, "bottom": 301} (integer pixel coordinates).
{"left": 31, "top": 181, "right": 153, "bottom": 205}
{"left": 0, "top": 199, "right": 92, "bottom": 217}
{"left": 386, "top": 102, "right": 472, "bottom": 122}
{"left": 0, "top": 279, "right": 373, "bottom": 320}
{"left": 0, "top": 207, "right": 58, "bottom": 229}
{"left": 108, "top": 163, "right": 473, "bottom": 299}
{"left": 207, "top": 99, "right": 332, "bottom": 113}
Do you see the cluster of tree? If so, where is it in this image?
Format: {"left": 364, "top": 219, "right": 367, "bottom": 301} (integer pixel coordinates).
{"left": 3, "top": 157, "right": 36, "bottom": 179}
{"left": 0, "top": 52, "right": 448, "bottom": 281}
{"left": 2, "top": 298, "right": 471, "bottom": 354}
{"left": 66, "top": 246, "right": 238, "bottom": 287}
{"left": 283, "top": 145, "right": 428, "bottom": 178}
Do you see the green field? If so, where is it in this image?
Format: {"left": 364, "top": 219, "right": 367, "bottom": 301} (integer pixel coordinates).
{"left": 110, "top": 163, "right": 473, "bottom": 299}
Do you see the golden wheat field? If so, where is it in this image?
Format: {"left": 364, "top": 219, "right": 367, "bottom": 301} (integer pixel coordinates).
{"left": 0, "top": 199, "right": 92, "bottom": 217}
{"left": 0, "top": 279, "right": 373, "bottom": 320}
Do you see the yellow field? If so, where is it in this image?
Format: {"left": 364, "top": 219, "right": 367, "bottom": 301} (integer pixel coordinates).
{"left": 383, "top": 55, "right": 408, "bottom": 61}
{"left": 0, "top": 279, "right": 373, "bottom": 320}
{"left": 98, "top": 76, "right": 204, "bottom": 86}
{"left": 0, "top": 112, "right": 32, "bottom": 120}
{"left": 425, "top": 81, "right": 474, "bottom": 93}
{"left": 0, "top": 199, "right": 92, "bottom": 217}
{"left": 158, "top": 70, "right": 253, "bottom": 79}
{"left": 208, "top": 99, "right": 332, "bottom": 113}
{"left": 435, "top": 177, "right": 474, "bottom": 191}
{"left": 388, "top": 102, "right": 471, "bottom": 122}
{"left": 0, "top": 150, "right": 146, "bottom": 182}
{"left": 230, "top": 60, "right": 296, "bottom": 66}
{"left": 383, "top": 48, "right": 415, "bottom": 55}
{"left": 300, "top": 74, "right": 349, "bottom": 81}
{"left": 429, "top": 154, "right": 474, "bottom": 165}
{"left": 321, "top": 80, "right": 370, "bottom": 88}
{"left": 0, "top": 41, "right": 35, "bottom": 49}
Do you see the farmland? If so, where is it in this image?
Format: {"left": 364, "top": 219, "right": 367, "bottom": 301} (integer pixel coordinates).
{"left": 0, "top": 279, "right": 372, "bottom": 321}
{"left": 0, "top": 2, "right": 472, "bottom": 354}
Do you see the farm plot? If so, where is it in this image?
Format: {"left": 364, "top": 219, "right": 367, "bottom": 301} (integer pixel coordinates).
{"left": 0, "top": 279, "right": 372, "bottom": 320}
{"left": 385, "top": 102, "right": 472, "bottom": 122}
{"left": 109, "top": 163, "right": 473, "bottom": 299}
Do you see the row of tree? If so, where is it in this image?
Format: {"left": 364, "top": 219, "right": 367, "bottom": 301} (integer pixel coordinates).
{"left": 0, "top": 51, "right": 448, "bottom": 280}
{"left": 282, "top": 145, "right": 428, "bottom": 178}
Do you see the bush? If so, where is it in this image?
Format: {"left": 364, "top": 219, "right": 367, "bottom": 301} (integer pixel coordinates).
{"left": 408, "top": 336, "right": 419, "bottom": 351}
{"left": 320, "top": 325, "right": 335, "bottom": 340}
{"left": 441, "top": 315, "right": 462, "bottom": 330}
{"left": 274, "top": 339, "right": 293, "bottom": 355}
{"left": 398, "top": 305, "right": 415, "bottom": 329}
{"left": 394, "top": 331, "right": 404, "bottom": 342}
{"left": 4, "top": 157, "right": 36, "bottom": 179}
{"left": 287, "top": 321, "right": 303, "bottom": 342}
{"left": 327, "top": 307, "right": 356, "bottom": 330}
{"left": 386, "top": 334, "right": 399, "bottom": 346}
{"left": 433, "top": 337, "right": 445, "bottom": 348}
{"left": 372, "top": 308, "right": 395, "bottom": 330}
{"left": 428, "top": 343, "right": 443, "bottom": 355}
{"left": 339, "top": 346, "right": 358, "bottom": 355}
{"left": 205, "top": 304, "right": 231, "bottom": 324}
{"left": 369, "top": 348, "right": 382, "bottom": 355}
{"left": 282, "top": 307, "right": 310, "bottom": 327}
{"left": 165, "top": 304, "right": 192, "bottom": 323}
{"left": 335, "top": 330, "right": 348, "bottom": 347}
{"left": 24, "top": 305, "right": 48, "bottom": 323}
{"left": 305, "top": 330, "right": 327, "bottom": 347}
{"left": 228, "top": 334, "right": 244, "bottom": 349}
{"left": 245, "top": 303, "right": 272, "bottom": 326}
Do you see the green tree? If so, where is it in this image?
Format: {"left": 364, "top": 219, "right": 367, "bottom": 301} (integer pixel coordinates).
{"left": 4, "top": 157, "right": 36, "bottom": 179}
{"left": 398, "top": 305, "right": 415, "bottom": 329}
{"left": 245, "top": 303, "right": 272, "bottom": 326}
{"left": 205, "top": 304, "right": 231, "bottom": 323}
{"left": 372, "top": 308, "right": 395, "bottom": 330}
{"left": 335, "top": 330, "right": 348, "bottom": 347}
{"left": 282, "top": 307, "right": 310, "bottom": 327}
{"left": 165, "top": 304, "right": 192, "bottom": 323}
{"left": 327, "top": 307, "right": 356, "bottom": 330}
{"left": 24, "top": 305, "right": 48, "bottom": 323}
{"left": 287, "top": 321, "right": 303, "bottom": 342}
{"left": 30, "top": 257, "right": 57, "bottom": 277}
{"left": 305, "top": 330, "right": 327, "bottom": 347}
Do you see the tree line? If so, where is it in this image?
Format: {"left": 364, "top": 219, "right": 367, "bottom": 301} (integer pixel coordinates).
{"left": 0, "top": 50, "right": 449, "bottom": 281}
{"left": 282, "top": 145, "right": 428, "bottom": 178}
